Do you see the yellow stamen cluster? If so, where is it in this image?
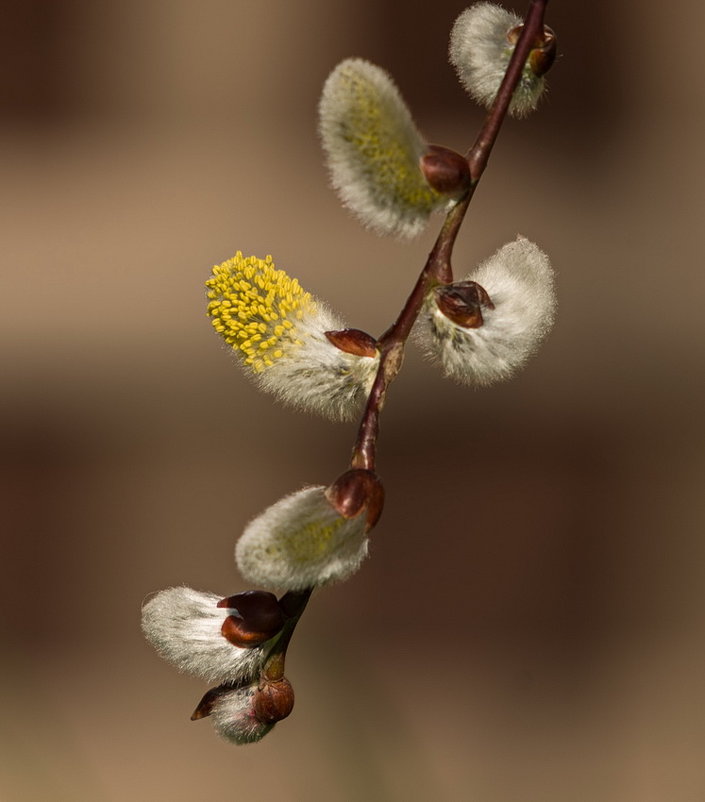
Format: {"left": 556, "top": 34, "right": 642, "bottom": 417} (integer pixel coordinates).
{"left": 206, "top": 253, "right": 317, "bottom": 373}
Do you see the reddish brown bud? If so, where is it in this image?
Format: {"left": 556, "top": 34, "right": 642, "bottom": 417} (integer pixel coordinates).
{"left": 253, "top": 677, "right": 295, "bottom": 724}
{"left": 220, "top": 616, "right": 271, "bottom": 648}
{"left": 325, "top": 328, "right": 378, "bottom": 357}
{"left": 325, "top": 469, "right": 385, "bottom": 531}
{"left": 435, "top": 281, "right": 494, "bottom": 329}
{"left": 217, "top": 590, "right": 285, "bottom": 648}
{"left": 507, "top": 24, "right": 557, "bottom": 77}
{"left": 420, "top": 145, "right": 472, "bottom": 196}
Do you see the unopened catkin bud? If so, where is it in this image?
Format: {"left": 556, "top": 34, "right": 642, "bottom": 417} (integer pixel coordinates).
{"left": 235, "top": 477, "right": 382, "bottom": 591}
{"left": 195, "top": 683, "right": 277, "bottom": 745}
{"left": 449, "top": 3, "right": 555, "bottom": 117}
{"left": 414, "top": 236, "right": 556, "bottom": 385}
{"left": 319, "top": 58, "right": 451, "bottom": 238}
{"left": 206, "top": 253, "right": 379, "bottom": 421}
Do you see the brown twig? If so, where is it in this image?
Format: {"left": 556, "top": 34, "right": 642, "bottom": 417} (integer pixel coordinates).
{"left": 350, "top": 0, "right": 549, "bottom": 473}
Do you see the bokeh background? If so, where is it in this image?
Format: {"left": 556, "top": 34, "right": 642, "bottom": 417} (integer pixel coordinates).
{"left": 2, "top": 1, "right": 705, "bottom": 800}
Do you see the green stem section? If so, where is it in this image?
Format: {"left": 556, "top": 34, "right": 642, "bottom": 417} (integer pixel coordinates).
{"left": 262, "top": 588, "right": 313, "bottom": 681}
{"left": 350, "top": 0, "right": 549, "bottom": 473}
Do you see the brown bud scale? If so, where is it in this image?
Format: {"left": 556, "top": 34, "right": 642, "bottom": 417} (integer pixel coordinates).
{"left": 217, "top": 590, "right": 285, "bottom": 647}
{"left": 325, "top": 329, "right": 378, "bottom": 357}
{"left": 254, "top": 677, "right": 295, "bottom": 724}
{"left": 326, "top": 469, "right": 385, "bottom": 530}
{"left": 507, "top": 24, "right": 557, "bottom": 78}
{"left": 221, "top": 615, "right": 276, "bottom": 648}
{"left": 420, "top": 145, "right": 472, "bottom": 196}
{"left": 435, "top": 281, "right": 494, "bottom": 329}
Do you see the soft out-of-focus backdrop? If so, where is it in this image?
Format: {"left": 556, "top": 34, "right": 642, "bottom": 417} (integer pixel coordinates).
{"left": 2, "top": 1, "right": 704, "bottom": 800}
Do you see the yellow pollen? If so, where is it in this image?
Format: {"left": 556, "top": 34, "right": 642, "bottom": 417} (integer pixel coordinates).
{"left": 205, "top": 252, "right": 317, "bottom": 373}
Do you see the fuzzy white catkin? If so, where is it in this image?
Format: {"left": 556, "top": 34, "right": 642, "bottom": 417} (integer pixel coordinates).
{"left": 319, "top": 58, "right": 447, "bottom": 238}
{"left": 206, "top": 253, "right": 379, "bottom": 423}
{"left": 257, "top": 303, "right": 379, "bottom": 423}
{"left": 449, "top": 3, "right": 546, "bottom": 117}
{"left": 236, "top": 486, "right": 369, "bottom": 591}
{"left": 415, "top": 236, "right": 555, "bottom": 385}
{"left": 210, "top": 685, "right": 274, "bottom": 745}
{"left": 141, "top": 587, "right": 268, "bottom": 684}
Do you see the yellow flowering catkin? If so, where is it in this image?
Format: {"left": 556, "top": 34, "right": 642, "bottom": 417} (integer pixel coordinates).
{"left": 206, "top": 253, "right": 316, "bottom": 373}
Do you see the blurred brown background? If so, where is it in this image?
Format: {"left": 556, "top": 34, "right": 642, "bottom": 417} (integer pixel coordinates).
{"left": 2, "top": 1, "right": 704, "bottom": 800}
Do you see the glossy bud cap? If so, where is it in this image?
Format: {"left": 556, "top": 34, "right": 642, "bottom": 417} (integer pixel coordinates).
{"left": 420, "top": 145, "right": 472, "bottom": 196}
{"left": 326, "top": 469, "right": 385, "bottom": 531}
{"left": 507, "top": 24, "right": 557, "bottom": 77}
{"left": 254, "top": 677, "right": 295, "bottom": 724}
{"left": 325, "top": 329, "right": 379, "bottom": 358}
{"left": 435, "top": 281, "right": 494, "bottom": 329}
{"left": 217, "top": 590, "right": 286, "bottom": 648}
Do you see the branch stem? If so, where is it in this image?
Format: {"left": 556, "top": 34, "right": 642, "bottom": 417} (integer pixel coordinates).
{"left": 349, "top": 0, "right": 549, "bottom": 473}
{"left": 262, "top": 588, "right": 313, "bottom": 681}
{"left": 467, "top": 0, "right": 550, "bottom": 179}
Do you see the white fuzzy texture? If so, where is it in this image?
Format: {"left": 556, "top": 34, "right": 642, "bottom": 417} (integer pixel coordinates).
{"left": 257, "top": 303, "right": 379, "bottom": 423}
{"left": 236, "top": 486, "right": 369, "bottom": 591}
{"left": 206, "top": 253, "right": 379, "bottom": 423}
{"left": 319, "top": 58, "right": 446, "bottom": 238}
{"left": 415, "top": 236, "right": 555, "bottom": 385}
{"left": 449, "top": 3, "right": 546, "bottom": 117}
{"left": 141, "top": 587, "right": 268, "bottom": 684}
{"left": 210, "top": 684, "right": 274, "bottom": 745}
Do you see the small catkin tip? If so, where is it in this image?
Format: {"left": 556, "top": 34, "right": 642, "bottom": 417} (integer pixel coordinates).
{"left": 235, "top": 485, "right": 371, "bottom": 591}
{"left": 414, "top": 236, "right": 556, "bottom": 386}
{"left": 191, "top": 685, "right": 227, "bottom": 720}
{"left": 208, "top": 684, "right": 276, "bottom": 745}
{"left": 206, "top": 252, "right": 379, "bottom": 422}
{"left": 319, "top": 58, "right": 448, "bottom": 238}
{"left": 449, "top": 3, "right": 549, "bottom": 117}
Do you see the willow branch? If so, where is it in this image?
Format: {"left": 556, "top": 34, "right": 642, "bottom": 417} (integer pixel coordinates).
{"left": 350, "top": 0, "right": 549, "bottom": 473}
